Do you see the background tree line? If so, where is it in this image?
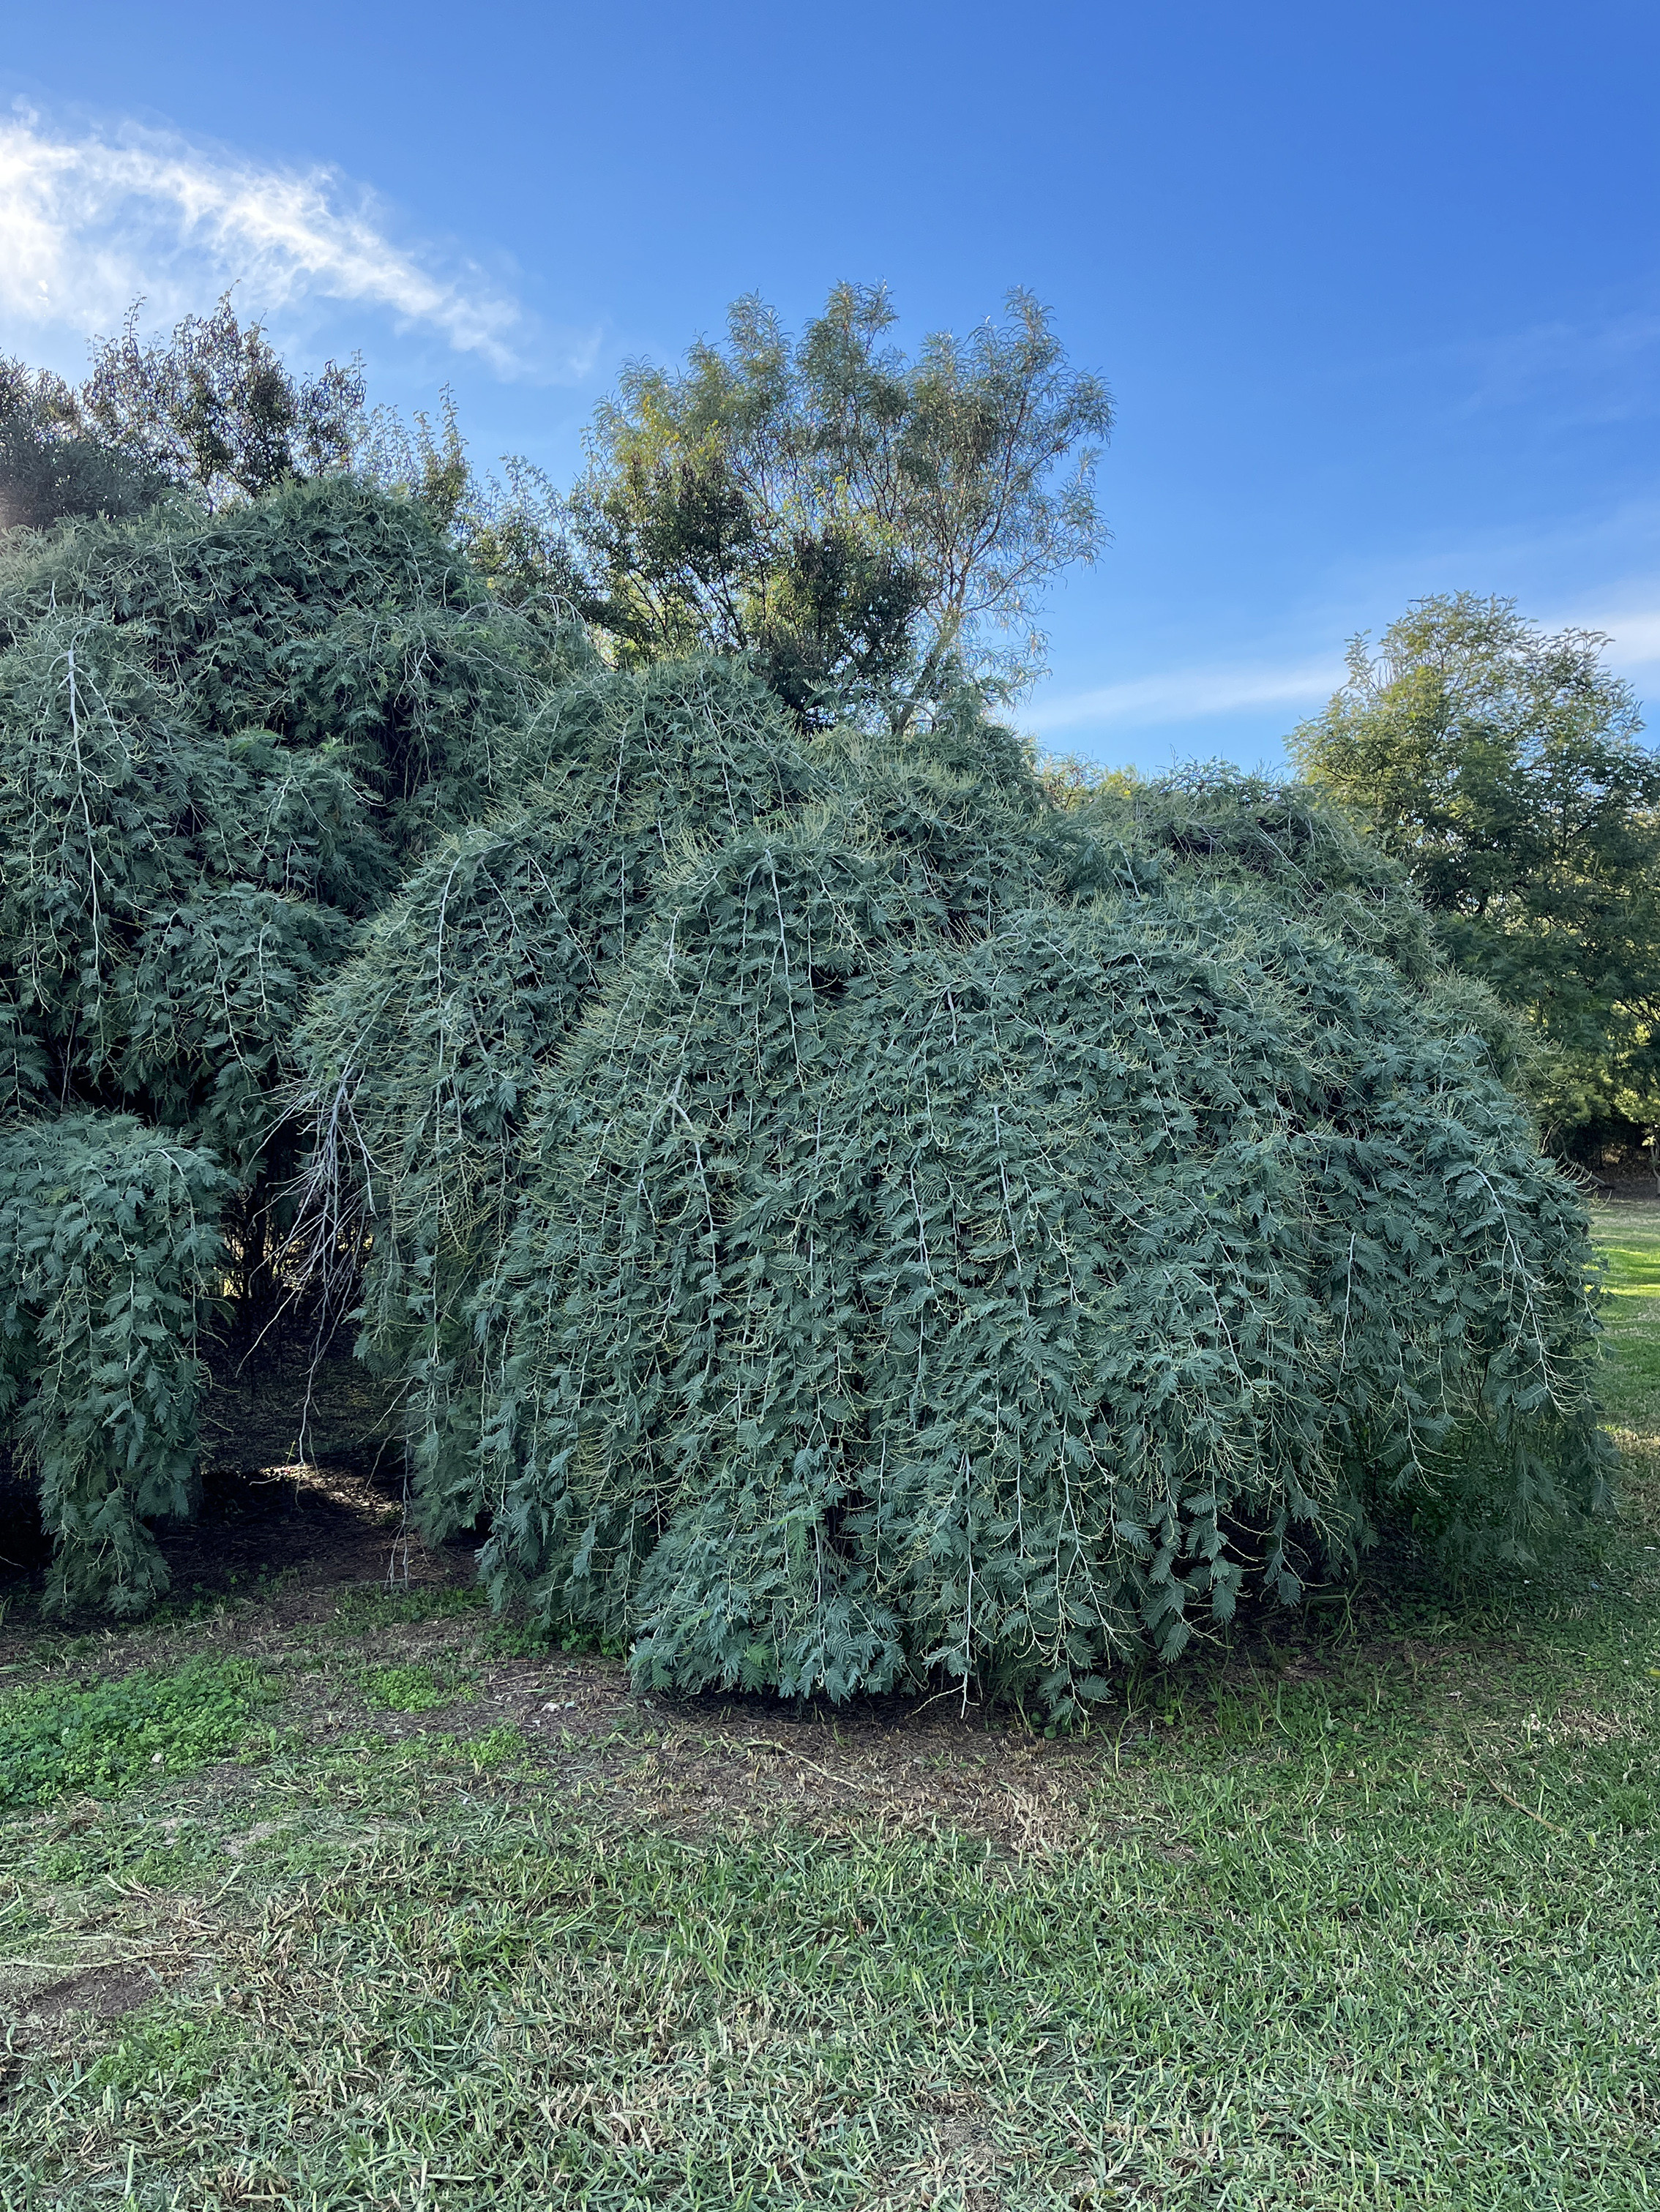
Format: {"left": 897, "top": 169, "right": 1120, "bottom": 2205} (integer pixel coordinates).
{"left": 4, "top": 290, "right": 1657, "bottom": 1166}
{"left": 1293, "top": 597, "right": 1660, "bottom": 1169}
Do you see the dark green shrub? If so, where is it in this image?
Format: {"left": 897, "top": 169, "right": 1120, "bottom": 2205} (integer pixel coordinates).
{"left": 0, "top": 476, "right": 550, "bottom": 827}
{"left": 294, "top": 656, "right": 825, "bottom": 1503}
{"left": 0, "top": 481, "right": 583, "bottom": 1148}
{"left": 0, "top": 615, "right": 380, "bottom": 1156}
{"left": 0, "top": 1115, "right": 228, "bottom": 1613}
{"left": 0, "top": 479, "right": 580, "bottom": 1603}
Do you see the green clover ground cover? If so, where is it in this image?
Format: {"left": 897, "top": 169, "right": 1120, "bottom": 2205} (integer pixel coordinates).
{"left": 0, "top": 1207, "right": 1657, "bottom": 2209}
{"left": 0, "top": 1655, "right": 276, "bottom": 1809}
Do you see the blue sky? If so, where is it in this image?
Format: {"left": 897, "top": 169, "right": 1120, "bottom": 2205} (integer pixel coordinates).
{"left": 3, "top": 1, "right": 1657, "bottom": 772}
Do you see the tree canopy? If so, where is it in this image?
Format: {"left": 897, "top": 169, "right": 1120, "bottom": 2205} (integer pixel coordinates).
{"left": 78, "top": 296, "right": 366, "bottom": 511}
{"left": 1293, "top": 596, "right": 1660, "bottom": 1152}
{"left": 1, "top": 297, "right": 365, "bottom": 534}
{"left": 4, "top": 286, "right": 1113, "bottom": 741}
{"left": 0, "top": 358, "right": 165, "bottom": 533}
{"left": 565, "top": 285, "right": 1113, "bottom": 732}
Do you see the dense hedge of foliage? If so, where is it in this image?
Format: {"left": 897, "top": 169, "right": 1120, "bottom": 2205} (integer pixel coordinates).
{"left": 294, "top": 657, "right": 824, "bottom": 1487}
{"left": 0, "top": 1115, "right": 227, "bottom": 1612}
{"left": 301, "top": 674, "right": 1609, "bottom": 1716}
{"left": 0, "top": 479, "right": 574, "bottom": 1606}
{"left": 0, "top": 475, "right": 1612, "bottom": 1684}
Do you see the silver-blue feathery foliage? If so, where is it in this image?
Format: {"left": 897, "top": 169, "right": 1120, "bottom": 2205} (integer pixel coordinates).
{"left": 0, "top": 477, "right": 582, "bottom": 1608}
{"left": 302, "top": 667, "right": 1608, "bottom": 1715}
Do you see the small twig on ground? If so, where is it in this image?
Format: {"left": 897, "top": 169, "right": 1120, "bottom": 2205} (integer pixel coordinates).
{"left": 902, "top": 1685, "right": 978, "bottom": 1726}
{"left": 736, "top": 1737, "right": 872, "bottom": 1795}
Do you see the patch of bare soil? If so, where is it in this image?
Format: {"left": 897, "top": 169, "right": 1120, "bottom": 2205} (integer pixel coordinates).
{"left": 15, "top": 1963, "right": 159, "bottom": 2026}
{"left": 0, "top": 1877, "right": 227, "bottom": 2074}
{"left": 157, "top": 1455, "right": 475, "bottom": 1618}
{"left": 198, "top": 1329, "right": 399, "bottom": 1483}
{"left": 0, "top": 1343, "right": 479, "bottom": 1634}
{"left": 588, "top": 1705, "right": 1106, "bottom": 1855}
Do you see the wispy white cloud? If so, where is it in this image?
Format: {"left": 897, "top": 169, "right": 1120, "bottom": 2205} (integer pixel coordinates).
{"left": 0, "top": 108, "right": 598, "bottom": 380}
{"left": 1027, "top": 655, "right": 1342, "bottom": 736}
{"left": 1032, "top": 590, "right": 1660, "bottom": 747}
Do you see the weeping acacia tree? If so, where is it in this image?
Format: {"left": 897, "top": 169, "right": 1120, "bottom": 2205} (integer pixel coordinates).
{"left": 0, "top": 475, "right": 580, "bottom": 1608}
{"left": 0, "top": 301, "right": 1613, "bottom": 1695}
{"left": 298, "top": 670, "right": 1609, "bottom": 1717}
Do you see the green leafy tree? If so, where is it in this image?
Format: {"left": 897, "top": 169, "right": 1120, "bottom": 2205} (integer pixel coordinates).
{"left": 567, "top": 285, "right": 1113, "bottom": 730}
{"left": 1293, "top": 594, "right": 1660, "bottom": 1152}
{"left": 78, "top": 294, "right": 366, "bottom": 511}
{"left": 357, "top": 388, "right": 583, "bottom": 618}
{"left": 2, "top": 299, "right": 364, "bottom": 534}
{"left": 0, "top": 358, "right": 165, "bottom": 532}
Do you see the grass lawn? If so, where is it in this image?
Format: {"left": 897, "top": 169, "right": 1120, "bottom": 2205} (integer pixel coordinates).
{"left": 1, "top": 1211, "right": 1658, "bottom": 2209}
